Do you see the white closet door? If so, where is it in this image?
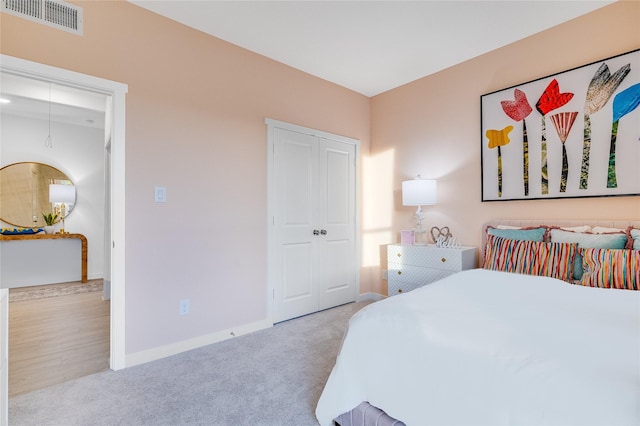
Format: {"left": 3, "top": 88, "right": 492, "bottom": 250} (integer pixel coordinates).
{"left": 317, "top": 137, "right": 356, "bottom": 310}
{"left": 273, "top": 128, "right": 319, "bottom": 322}
{"left": 270, "top": 123, "right": 357, "bottom": 323}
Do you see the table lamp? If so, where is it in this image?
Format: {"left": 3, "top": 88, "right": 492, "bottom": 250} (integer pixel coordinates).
{"left": 402, "top": 176, "right": 437, "bottom": 245}
{"left": 49, "top": 183, "right": 76, "bottom": 234}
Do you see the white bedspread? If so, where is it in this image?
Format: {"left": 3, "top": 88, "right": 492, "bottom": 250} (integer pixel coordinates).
{"left": 316, "top": 269, "right": 640, "bottom": 425}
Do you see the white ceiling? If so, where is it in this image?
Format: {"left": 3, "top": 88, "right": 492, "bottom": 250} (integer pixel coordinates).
{"left": 0, "top": 73, "right": 106, "bottom": 128}
{"left": 130, "top": 0, "right": 614, "bottom": 97}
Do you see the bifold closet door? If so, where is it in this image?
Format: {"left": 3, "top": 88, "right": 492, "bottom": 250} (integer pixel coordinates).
{"left": 272, "top": 128, "right": 356, "bottom": 322}
{"left": 316, "top": 137, "right": 356, "bottom": 311}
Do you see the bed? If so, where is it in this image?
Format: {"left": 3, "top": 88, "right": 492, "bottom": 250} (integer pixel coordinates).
{"left": 316, "top": 221, "right": 640, "bottom": 426}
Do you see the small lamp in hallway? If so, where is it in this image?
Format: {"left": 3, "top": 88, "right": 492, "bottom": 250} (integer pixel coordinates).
{"left": 49, "top": 183, "right": 76, "bottom": 234}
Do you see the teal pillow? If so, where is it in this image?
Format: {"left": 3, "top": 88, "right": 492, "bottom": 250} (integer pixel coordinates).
{"left": 486, "top": 226, "right": 546, "bottom": 242}
{"left": 631, "top": 229, "right": 640, "bottom": 250}
{"left": 549, "top": 229, "right": 628, "bottom": 280}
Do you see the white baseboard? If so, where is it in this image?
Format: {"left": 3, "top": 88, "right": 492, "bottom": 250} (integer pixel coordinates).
{"left": 125, "top": 319, "right": 273, "bottom": 368}
{"left": 102, "top": 280, "right": 111, "bottom": 301}
{"left": 356, "top": 292, "right": 386, "bottom": 302}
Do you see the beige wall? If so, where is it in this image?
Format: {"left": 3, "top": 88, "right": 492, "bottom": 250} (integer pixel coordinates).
{"left": 1, "top": 1, "right": 371, "bottom": 355}
{"left": 369, "top": 1, "right": 640, "bottom": 295}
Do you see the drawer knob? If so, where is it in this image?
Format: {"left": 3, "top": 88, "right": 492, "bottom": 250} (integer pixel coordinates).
{"left": 397, "top": 253, "right": 402, "bottom": 257}
{"left": 398, "top": 289, "right": 403, "bottom": 293}
{"left": 397, "top": 271, "right": 402, "bottom": 275}
{"left": 441, "top": 257, "right": 447, "bottom": 263}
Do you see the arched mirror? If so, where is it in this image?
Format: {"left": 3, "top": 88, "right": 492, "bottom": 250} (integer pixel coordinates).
{"left": 0, "top": 162, "right": 76, "bottom": 227}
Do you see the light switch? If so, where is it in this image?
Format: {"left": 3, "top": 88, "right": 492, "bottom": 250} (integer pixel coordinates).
{"left": 154, "top": 186, "right": 167, "bottom": 203}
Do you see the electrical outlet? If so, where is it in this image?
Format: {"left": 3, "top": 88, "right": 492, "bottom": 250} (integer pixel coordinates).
{"left": 155, "top": 186, "right": 167, "bottom": 203}
{"left": 179, "top": 299, "right": 190, "bottom": 315}
{"left": 382, "top": 269, "right": 388, "bottom": 280}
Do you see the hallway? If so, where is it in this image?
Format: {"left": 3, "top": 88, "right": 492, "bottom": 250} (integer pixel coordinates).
{"left": 8, "top": 281, "right": 109, "bottom": 397}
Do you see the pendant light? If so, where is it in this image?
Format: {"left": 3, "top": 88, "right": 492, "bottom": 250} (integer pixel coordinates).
{"left": 44, "top": 83, "right": 53, "bottom": 148}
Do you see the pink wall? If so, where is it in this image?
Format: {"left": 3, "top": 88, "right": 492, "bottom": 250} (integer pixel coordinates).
{"left": 2, "top": 0, "right": 639, "bottom": 356}
{"left": 1, "top": 1, "right": 370, "bottom": 354}
{"left": 369, "top": 1, "right": 640, "bottom": 295}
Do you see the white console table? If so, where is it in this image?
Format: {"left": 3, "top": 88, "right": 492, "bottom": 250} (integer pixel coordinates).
{"left": 0, "top": 233, "right": 88, "bottom": 283}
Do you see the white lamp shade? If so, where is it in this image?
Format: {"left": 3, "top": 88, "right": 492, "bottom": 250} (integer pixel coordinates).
{"left": 49, "top": 184, "right": 76, "bottom": 203}
{"left": 402, "top": 178, "right": 437, "bottom": 206}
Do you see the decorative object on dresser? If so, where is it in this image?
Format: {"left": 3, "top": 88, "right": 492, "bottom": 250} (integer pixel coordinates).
{"left": 400, "top": 230, "right": 414, "bottom": 245}
{"left": 435, "top": 235, "right": 460, "bottom": 248}
{"left": 429, "top": 225, "right": 452, "bottom": 243}
{"left": 387, "top": 244, "right": 476, "bottom": 296}
{"left": 401, "top": 176, "right": 437, "bottom": 245}
{"left": 429, "top": 225, "right": 461, "bottom": 248}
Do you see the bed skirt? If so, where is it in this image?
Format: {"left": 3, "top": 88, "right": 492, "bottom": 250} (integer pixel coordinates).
{"left": 334, "top": 402, "right": 405, "bottom": 426}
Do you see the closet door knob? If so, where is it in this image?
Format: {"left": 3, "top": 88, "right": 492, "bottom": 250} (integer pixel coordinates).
{"left": 320, "top": 229, "right": 327, "bottom": 235}
{"left": 313, "top": 229, "right": 320, "bottom": 235}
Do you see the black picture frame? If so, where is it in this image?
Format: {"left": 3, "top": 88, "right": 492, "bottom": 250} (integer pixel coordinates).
{"left": 481, "top": 49, "right": 640, "bottom": 202}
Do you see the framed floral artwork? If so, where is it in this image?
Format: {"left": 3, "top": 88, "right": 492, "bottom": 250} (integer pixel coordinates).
{"left": 481, "top": 49, "right": 640, "bottom": 201}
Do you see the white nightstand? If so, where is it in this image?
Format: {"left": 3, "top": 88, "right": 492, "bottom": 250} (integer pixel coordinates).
{"left": 387, "top": 244, "right": 477, "bottom": 296}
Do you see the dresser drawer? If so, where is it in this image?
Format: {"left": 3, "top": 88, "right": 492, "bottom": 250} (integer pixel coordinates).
{"left": 388, "top": 245, "right": 465, "bottom": 272}
{"left": 387, "top": 265, "right": 452, "bottom": 294}
{"left": 386, "top": 244, "right": 477, "bottom": 297}
{"left": 388, "top": 280, "right": 424, "bottom": 296}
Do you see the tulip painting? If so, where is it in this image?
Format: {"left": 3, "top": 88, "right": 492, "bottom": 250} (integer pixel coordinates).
{"left": 580, "top": 62, "right": 631, "bottom": 189}
{"left": 486, "top": 126, "right": 514, "bottom": 197}
{"left": 536, "top": 79, "right": 574, "bottom": 194}
{"left": 550, "top": 112, "right": 578, "bottom": 192}
{"left": 607, "top": 83, "right": 640, "bottom": 188}
{"left": 501, "top": 89, "right": 533, "bottom": 196}
{"left": 481, "top": 49, "right": 638, "bottom": 202}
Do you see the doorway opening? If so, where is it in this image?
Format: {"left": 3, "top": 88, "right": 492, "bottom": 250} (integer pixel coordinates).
{"left": 0, "top": 56, "right": 127, "bottom": 392}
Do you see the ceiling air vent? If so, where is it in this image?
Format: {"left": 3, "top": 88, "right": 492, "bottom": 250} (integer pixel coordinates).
{"left": 2, "top": 0, "right": 83, "bottom": 35}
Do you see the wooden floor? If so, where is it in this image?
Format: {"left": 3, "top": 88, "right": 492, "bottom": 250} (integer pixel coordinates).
{"left": 8, "top": 288, "right": 110, "bottom": 397}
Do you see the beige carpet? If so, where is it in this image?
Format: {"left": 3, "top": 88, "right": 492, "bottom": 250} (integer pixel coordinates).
{"left": 9, "top": 279, "right": 103, "bottom": 302}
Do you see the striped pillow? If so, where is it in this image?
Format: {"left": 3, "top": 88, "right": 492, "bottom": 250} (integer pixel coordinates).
{"left": 483, "top": 235, "right": 532, "bottom": 274}
{"left": 549, "top": 229, "right": 628, "bottom": 280}
{"left": 579, "top": 248, "right": 640, "bottom": 290}
{"left": 483, "top": 235, "right": 577, "bottom": 281}
{"left": 530, "top": 240, "right": 577, "bottom": 282}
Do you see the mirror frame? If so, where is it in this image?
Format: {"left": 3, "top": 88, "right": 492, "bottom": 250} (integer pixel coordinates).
{"left": 0, "top": 162, "right": 76, "bottom": 228}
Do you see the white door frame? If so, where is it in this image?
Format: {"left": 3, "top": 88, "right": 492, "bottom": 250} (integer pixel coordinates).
{"left": 265, "top": 118, "right": 360, "bottom": 323}
{"left": 0, "top": 55, "right": 128, "bottom": 370}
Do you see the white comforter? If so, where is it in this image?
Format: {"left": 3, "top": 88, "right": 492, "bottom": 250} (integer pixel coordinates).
{"left": 316, "top": 269, "right": 640, "bottom": 425}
